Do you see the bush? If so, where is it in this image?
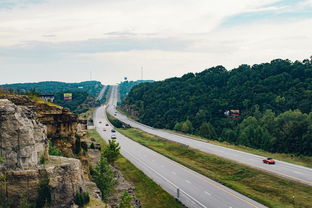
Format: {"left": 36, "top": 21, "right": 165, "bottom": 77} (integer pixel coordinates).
{"left": 73, "top": 137, "right": 82, "bottom": 155}
{"left": 74, "top": 190, "right": 90, "bottom": 207}
{"left": 119, "top": 191, "right": 134, "bottom": 208}
{"left": 91, "top": 154, "right": 115, "bottom": 201}
{"left": 48, "top": 141, "right": 62, "bottom": 156}
{"left": 36, "top": 176, "right": 51, "bottom": 208}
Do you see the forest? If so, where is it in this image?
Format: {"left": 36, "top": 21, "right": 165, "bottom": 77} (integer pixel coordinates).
{"left": 0, "top": 81, "right": 102, "bottom": 114}
{"left": 123, "top": 59, "right": 312, "bottom": 155}
{"left": 119, "top": 80, "right": 154, "bottom": 103}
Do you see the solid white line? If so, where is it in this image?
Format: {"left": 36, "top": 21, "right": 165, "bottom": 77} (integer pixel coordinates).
{"left": 185, "top": 180, "right": 191, "bottom": 184}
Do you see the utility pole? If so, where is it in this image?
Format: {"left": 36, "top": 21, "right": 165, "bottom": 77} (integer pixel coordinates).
{"left": 90, "top": 71, "right": 92, "bottom": 81}
{"left": 141, "top": 66, "right": 143, "bottom": 81}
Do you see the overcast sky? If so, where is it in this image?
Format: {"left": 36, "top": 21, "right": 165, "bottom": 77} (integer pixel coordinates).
{"left": 0, "top": 0, "right": 311, "bottom": 85}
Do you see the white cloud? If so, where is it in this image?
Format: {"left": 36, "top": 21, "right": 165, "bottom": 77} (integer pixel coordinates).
{"left": 0, "top": 0, "right": 311, "bottom": 84}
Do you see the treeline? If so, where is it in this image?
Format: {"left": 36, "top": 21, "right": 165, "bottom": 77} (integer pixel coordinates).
{"left": 54, "top": 91, "right": 100, "bottom": 114}
{"left": 123, "top": 59, "right": 312, "bottom": 155}
{"left": 0, "top": 81, "right": 103, "bottom": 97}
{"left": 0, "top": 81, "right": 103, "bottom": 114}
{"left": 119, "top": 80, "right": 154, "bottom": 102}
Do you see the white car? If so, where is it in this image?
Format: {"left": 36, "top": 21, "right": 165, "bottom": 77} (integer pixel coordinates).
{"left": 111, "top": 134, "right": 117, "bottom": 139}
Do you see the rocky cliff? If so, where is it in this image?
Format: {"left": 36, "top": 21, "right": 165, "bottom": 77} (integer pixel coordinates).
{"left": 0, "top": 99, "right": 47, "bottom": 170}
{"left": 0, "top": 98, "right": 87, "bottom": 208}
{"left": 0, "top": 94, "right": 87, "bottom": 140}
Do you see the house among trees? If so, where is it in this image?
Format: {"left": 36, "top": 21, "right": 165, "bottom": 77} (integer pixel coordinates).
{"left": 40, "top": 94, "right": 55, "bottom": 103}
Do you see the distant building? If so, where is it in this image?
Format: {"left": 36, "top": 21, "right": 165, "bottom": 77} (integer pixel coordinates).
{"left": 40, "top": 94, "right": 55, "bottom": 103}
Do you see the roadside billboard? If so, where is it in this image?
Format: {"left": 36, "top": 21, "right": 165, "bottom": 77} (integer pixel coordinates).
{"left": 64, "top": 93, "right": 72, "bottom": 100}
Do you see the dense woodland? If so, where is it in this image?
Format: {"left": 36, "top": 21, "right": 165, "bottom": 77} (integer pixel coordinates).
{"left": 119, "top": 80, "right": 154, "bottom": 103}
{"left": 0, "top": 81, "right": 102, "bottom": 114}
{"left": 123, "top": 59, "right": 312, "bottom": 155}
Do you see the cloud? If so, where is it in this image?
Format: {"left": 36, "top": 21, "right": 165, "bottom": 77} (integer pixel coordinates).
{"left": 0, "top": 0, "right": 311, "bottom": 84}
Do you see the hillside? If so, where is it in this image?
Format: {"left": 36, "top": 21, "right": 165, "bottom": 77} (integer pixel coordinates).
{"left": 0, "top": 81, "right": 103, "bottom": 114}
{"left": 123, "top": 59, "right": 312, "bottom": 156}
{"left": 119, "top": 80, "right": 154, "bottom": 103}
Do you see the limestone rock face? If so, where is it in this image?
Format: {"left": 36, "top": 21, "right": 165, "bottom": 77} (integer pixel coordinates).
{"left": 46, "top": 156, "right": 85, "bottom": 208}
{"left": 0, "top": 99, "right": 47, "bottom": 170}
{"left": 6, "top": 156, "right": 86, "bottom": 208}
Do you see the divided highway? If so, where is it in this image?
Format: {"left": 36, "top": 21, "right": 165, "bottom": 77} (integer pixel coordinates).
{"left": 94, "top": 89, "right": 267, "bottom": 208}
{"left": 107, "top": 85, "right": 312, "bottom": 186}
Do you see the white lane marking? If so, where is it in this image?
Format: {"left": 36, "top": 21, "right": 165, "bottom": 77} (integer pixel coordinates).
{"left": 204, "top": 191, "right": 211, "bottom": 196}
{"left": 293, "top": 170, "right": 303, "bottom": 175}
{"left": 171, "top": 171, "right": 176, "bottom": 175}
{"left": 185, "top": 180, "right": 191, "bottom": 184}
{"left": 161, "top": 165, "right": 165, "bottom": 168}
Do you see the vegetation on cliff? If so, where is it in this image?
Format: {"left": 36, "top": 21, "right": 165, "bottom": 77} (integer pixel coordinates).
{"left": 123, "top": 59, "right": 312, "bottom": 155}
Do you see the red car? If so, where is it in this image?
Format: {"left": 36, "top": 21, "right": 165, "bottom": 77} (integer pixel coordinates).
{"left": 263, "top": 157, "right": 275, "bottom": 164}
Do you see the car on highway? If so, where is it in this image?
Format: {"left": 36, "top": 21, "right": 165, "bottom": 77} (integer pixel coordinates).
{"left": 99, "top": 121, "right": 102, "bottom": 123}
{"left": 263, "top": 157, "right": 275, "bottom": 164}
{"left": 111, "top": 134, "right": 117, "bottom": 139}
{"left": 111, "top": 129, "right": 116, "bottom": 133}
{"left": 105, "top": 124, "right": 109, "bottom": 126}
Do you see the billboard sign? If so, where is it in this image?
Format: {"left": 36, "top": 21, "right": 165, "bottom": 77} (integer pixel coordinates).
{"left": 64, "top": 93, "right": 72, "bottom": 101}
{"left": 224, "top": 109, "right": 240, "bottom": 117}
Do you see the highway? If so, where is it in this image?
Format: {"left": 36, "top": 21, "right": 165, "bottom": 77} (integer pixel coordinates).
{"left": 96, "top": 85, "right": 108, "bottom": 101}
{"left": 94, "top": 89, "right": 267, "bottom": 208}
{"left": 107, "top": 85, "right": 312, "bottom": 186}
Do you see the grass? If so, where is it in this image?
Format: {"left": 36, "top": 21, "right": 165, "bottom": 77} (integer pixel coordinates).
{"left": 85, "top": 197, "right": 106, "bottom": 208}
{"left": 86, "top": 129, "right": 106, "bottom": 150}
{"left": 166, "top": 129, "right": 312, "bottom": 168}
{"left": 117, "top": 128, "right": 312, "bottom": 208}
{"left": 86, "top": 129, "right": 185, "bottom": 208}
{"left": 115, "top": 157, "right": 185, "bottom": 208}
{"left": 29, "top": 95, "right": 62, "bottom": 108}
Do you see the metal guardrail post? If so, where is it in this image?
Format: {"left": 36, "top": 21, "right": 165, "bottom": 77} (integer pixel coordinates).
{"left": 177, "top": 188, "right": 180, "bottom": 199}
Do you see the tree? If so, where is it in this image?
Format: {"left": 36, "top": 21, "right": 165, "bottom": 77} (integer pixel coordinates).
{"left": 103, "top": 140, "right": 121, "bottom": 165}
{"left": 36, "top": 176, "right": 51, "bottom": 208}
{"left": 199, "top": 122, "right": 216, "bottom": 140}
{"left": 91, "top": 154, "right": 115, "bottom": 201}
{"left": 181, "top": 120, "right": 193, "bottom": 133}
{"left": 119, "top": 191, "right": 134, "bottom": 208}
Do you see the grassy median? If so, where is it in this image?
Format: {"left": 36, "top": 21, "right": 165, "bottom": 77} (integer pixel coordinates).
{"left": 117, "top": 128, "right": 312, "bottom": 208}
{"left": 166, "top": 129, "right": 312, "bottom": 169}
{"left": 88, "top": 129, "right": 185, "bottom": 208}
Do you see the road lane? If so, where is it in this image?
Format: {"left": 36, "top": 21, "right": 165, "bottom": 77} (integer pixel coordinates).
{"left": 94, "top": 103, "right": 266, "bottom": 208}
{"left": 108, "top": 85, "right": 312, "bottom": 186}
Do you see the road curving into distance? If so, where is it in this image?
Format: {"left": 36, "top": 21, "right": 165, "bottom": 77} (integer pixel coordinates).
{"left": 107, "top": 85, "right": 312, "bottom": 187}
{"left": 94, "top": 87, "right": 267, "bottom": 208}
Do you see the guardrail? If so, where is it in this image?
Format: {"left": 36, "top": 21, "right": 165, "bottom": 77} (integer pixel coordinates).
{"left": 122, "top": 147, "right": 207, "bottom": 208}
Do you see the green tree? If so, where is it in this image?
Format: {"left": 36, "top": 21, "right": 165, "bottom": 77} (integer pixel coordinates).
{"left": 36, "top": 176, "right": 51, "bottom": 208}
{"left": 238, "top": 116, "right": 273, "bottom": 150}
{"left": 173, "top": 122, "right": 182, "bottom": 131}
{"left": 91, "top": 155, "right": 115, "bottom": 201}
{"left": 119, "top": 191, "right": 134, "bottom": 208}
{"left": 103, "top": 140, "right": 121, "bottom": 165}
{"left": 181, "top": 120, "right": 193, "bottom": 133}
{"left": 199, "top": 122, "right": 216, "bottom": 140}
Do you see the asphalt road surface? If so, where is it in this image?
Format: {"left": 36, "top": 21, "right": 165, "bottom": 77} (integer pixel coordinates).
{"left": 107, "top": 85, "right": 312, "bottom": 187}
{"left": 94, "top": 105, "right": 266, "bottom": 208}
{"left": 96, "top": 85, "right": 107, "bottom": 101}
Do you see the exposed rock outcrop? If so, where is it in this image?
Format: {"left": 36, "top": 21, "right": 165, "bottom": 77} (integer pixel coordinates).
{"left": 0, "top": 99, "right": 47, "bottom": 170}
{"left": 0, "top": 99, "right": 86, "bottom": 208}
